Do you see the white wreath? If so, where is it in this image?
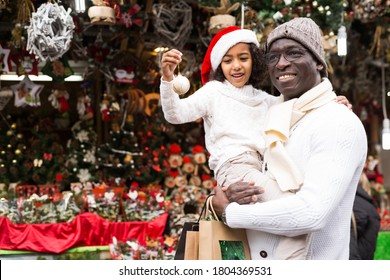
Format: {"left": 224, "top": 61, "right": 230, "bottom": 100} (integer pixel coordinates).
{"left": 26, "top": 2, "right": 75, "bottom": 61}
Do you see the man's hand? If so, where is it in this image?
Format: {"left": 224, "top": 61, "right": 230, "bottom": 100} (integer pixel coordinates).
{"left": 222, "top": 181, "right": 264, "bottom": 205}
{"left": 211, "top": 186, "right": 230, "bottom": 217}
{"left": 212, "top": 182, "right": 264, "bottom": 218}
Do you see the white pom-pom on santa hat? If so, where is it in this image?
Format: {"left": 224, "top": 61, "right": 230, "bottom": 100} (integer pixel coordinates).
{"left": 201, "top": 26, "right": 259, "bottom": 85}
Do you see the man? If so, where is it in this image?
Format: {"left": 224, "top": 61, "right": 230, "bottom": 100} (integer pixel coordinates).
{"left": 349, "top": 173, "right": 381, "bottom": 260}
{"left": 212, "top": 17, "right": 368, "bottom": 260}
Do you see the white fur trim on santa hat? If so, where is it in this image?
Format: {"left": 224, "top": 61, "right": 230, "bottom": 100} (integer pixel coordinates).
{"left": 210, "top": 29, "right": 259, "bottom": 71}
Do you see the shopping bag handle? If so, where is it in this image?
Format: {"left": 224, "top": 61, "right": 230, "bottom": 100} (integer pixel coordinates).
{"left": 198, "top": 194, "right": 219, "bottom": 222}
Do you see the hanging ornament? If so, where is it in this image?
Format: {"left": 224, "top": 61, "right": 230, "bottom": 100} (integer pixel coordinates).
{"left": 26, "top": 1, "right": 75, "bottom": 61}
{"left": 10, "top": 75, "right": 44, "bottom": 107}
{"left": 100, "top": 93, "right": 120, "bottom": 121}
{"left": 77, "top": 94, "right": 94, "bottom": 121}
{"left": 10, "top": 23, "right": 25, "bottom": 49}
{"left": 113, "top": 66, "right": 138, "bottom": 84}
{"left": 203, "top": 0, "right": 240, "bottom": 35}
{"left": 41, "top": 56, "right": 74, "bottom": 82}
{"left": 172, "top": 67, "right": 190, "bottom": 96}
{"left": 48, "top": 89, "right": 70, "bottom": 113}
{"left": 110, "top": 49, "right": 141, "bottom": 84}
{"left": 119, "top": 3, "right": 143, "bottom": 28}
{"left": 12, "top": 49, "right": 39, "bottom": 76}
{"left": 0, "top": 44, "right": 12, "bottom": 74}
{"left": 88, "top": 0, "right": 116, "bottom": 25}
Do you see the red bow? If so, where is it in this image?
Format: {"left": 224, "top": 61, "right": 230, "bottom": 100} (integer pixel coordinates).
{"left": 44, "top": 153, "right": 53, "bottom": 161}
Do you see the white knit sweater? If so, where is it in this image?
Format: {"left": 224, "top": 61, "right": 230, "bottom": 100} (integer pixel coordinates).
{"left": 160, "top": 79, "right": 279, "bottom": 173}
{"left": 226, "top": 101, "right": 368, "bottom": 259}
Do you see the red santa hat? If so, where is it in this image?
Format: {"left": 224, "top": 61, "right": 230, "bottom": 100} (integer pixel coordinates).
{"left": 201, "top": 26, "right": 259, "bottom": 85}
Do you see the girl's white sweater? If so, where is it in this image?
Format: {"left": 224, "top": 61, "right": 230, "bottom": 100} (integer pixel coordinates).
{"left": 160, "top": 79, "right": 279, "bottom": 174}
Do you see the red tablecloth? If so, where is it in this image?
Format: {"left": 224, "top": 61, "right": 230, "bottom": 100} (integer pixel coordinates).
{"left": 0, "top": 213, "right": 168, "bottom": 254}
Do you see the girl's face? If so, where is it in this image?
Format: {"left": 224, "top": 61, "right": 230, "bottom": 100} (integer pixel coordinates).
{"left": 220, "top": 43, "right": 252, "bottom": 88}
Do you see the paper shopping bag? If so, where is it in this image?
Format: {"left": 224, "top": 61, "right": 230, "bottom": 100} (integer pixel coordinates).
{"left": 184, "top": 230, "right": 199, "bottom": 260}
{"left": 174, "top": 222, "right": 199, "bottom": 260}
{"left": 198, "top": 219, "right": 250, "bottom": 260}
{"left": 198, "top": 195, "right": 251, "bottom": 260}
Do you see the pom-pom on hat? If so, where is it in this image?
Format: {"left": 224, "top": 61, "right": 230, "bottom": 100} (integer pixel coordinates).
{"left": 192, "top": 145, "right": 205, "bottom": 154}
{"left": 201, "top": 26, "right": 259, "bottom": 85}
{"left": 266, "top": 17, "right": 328, "bottom": 77}
{"left": 183, "top": 156, "right": 193, "bottom": 164}
{"left": 169, "top": 143, "right": 182, "bottom": 155}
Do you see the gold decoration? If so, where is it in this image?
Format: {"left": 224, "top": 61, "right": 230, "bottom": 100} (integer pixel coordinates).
{"left": 11, "top": 24, "right": 24, "bottom": 48}
{"left": 203, "top": 0, "right": 241, "bottom": 35}
{"left": 368, "top": 25, "right": 386, "bottom": 59}
{"left": 144, "top": 93, "right": 160, "bottom": 117}
{"left": 124, "top": 153, "right": 133, "bottom": 164}
{"left": 17, "top": 0, "right": 35, "bottom": 25}
{"left": 202, "top": 0, "right": 240, "bottom": 15}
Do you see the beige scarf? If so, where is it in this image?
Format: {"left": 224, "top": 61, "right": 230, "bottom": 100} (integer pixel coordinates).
{"left": 264, "top": 78, "right": 337, "bottom": 192}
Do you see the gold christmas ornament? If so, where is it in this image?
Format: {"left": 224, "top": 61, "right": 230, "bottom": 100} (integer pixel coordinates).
{"left": 124, "top": 153, "right": 133, "bottom": 164}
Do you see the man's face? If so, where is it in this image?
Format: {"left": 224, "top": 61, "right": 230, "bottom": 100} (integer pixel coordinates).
{"left": 266, "top": 38, "right": 323, "bottom": 100}
{"left": 220, "top": 43, "right": 253, "bottom": 88}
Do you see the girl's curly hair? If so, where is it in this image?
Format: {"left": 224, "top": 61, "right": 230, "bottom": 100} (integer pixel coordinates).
{"left": 210, "top": 43, "right": 268, "bottom": 90}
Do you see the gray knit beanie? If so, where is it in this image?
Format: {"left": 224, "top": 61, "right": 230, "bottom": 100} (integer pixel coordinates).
{"left": 266, "top": 17, "right": 327, "bottom": 77}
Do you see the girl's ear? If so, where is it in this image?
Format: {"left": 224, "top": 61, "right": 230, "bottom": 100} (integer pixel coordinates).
{"left": 317, "top": 64, "right": 324, "bottom": 71}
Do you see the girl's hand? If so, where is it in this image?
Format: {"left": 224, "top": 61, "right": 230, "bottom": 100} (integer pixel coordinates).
{"left": 336, "top": 95, "right": 352, "bottom": 110}
{"left": 161, "top": 49, "right": 183, "bottom": 82}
